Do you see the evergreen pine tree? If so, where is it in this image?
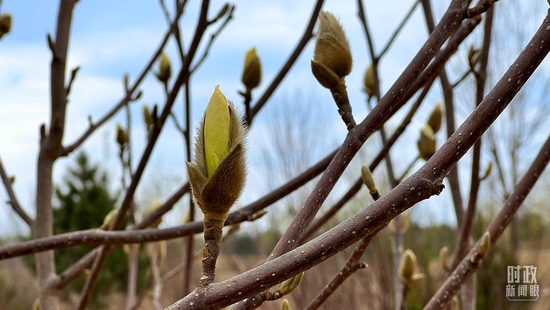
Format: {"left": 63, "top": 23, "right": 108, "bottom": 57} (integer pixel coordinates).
{"left": 53, "top": 152, "right": 145, "bottom": 307}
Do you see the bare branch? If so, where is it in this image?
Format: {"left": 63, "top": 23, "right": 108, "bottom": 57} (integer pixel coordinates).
{"left": 0, "top": 156, "right": 32, "bottom": 227}
{"left": 248, "top": 0, "right": 324, "bottom": 123}
{"left": 167, "top": 8, "right": 550, "bottom": 307}
{"left": 60, "top": 3, "right": 187, "bottom": 157}
{"left": 425, "top": 133, "right": 550, "bottom": 309}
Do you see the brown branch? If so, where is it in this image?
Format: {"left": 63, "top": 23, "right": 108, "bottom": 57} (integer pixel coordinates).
{"left": 183, "top": 78, "right": 195, "bottom": 296}
{"left": 0, "top": 146, "right": 335, "bottom": 261}
{"left": 35, "top": 1, "right": 76, "bottom": 309}
{"left": 420, "top": 0, "right": 465, "bottom": 225}
{"left": 75, "top": 0, "right": 209, "bottom": 306}
{"left": 0, "top": 156, "right": 32, "bottom": 227}
{"left": 233, "top": 2, "right": 480, "bottom": 309}
{"left": 425, "top": 132, "right": 550, "bottom": 309}
{"left": 453, "top": 6, "right": 494, "bottom": 270}
{"left": 269, "top": 0, "right": 472, "bottom": 266}
{"left": 304, "top": 188, "right": 382, "bottom": 310}
{"left": 167, "top": 7, "right": 550, "bottom": 307}
{"left": 300, "top": 79, "right": 434, "bottom": 243}
{"left": 248, "top": 0, "right": 324, "bottom": 123}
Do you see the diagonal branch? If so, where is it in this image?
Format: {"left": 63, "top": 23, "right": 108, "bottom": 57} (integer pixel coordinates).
{"left": 0, "top": 156, "right": 32, "bottom": 227}
{"left": 60, "top": 3, "right": 187, "bottom": 157}
{"left": 425, "top": 132, "right": 550, "bottom": 309}
{"left": 167, "top": 7, "right": 550, "bottom": 308}
{"left": 248, "top": 0, "right": 324, "bottom": 123}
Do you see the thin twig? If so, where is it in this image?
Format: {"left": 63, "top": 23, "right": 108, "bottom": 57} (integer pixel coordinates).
{"left": 453, "top": 6, "right": 494, "bottom": 271}
{"left": 0, "top": 156, "right": 32, "bottom": 227}
{"left": 377, "top": 0, "right": 420, "bottom": 59}
{"left": 248, "top": 0, "right": 325, "bottom": 123}
{"left": 189, "top": 4, "right": 234, "bottom": 74}
{"left": 304, "top": 188, "right": 382, "bottom": 310}
{"left": 60, "top": 3, "right": 185, "bottom": 157}
{"left": 420, "top": 0, "right": 465, "bottom": 225}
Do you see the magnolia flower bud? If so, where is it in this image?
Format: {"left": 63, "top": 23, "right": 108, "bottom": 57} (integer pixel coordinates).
{"left": 399, "top": 249, "right": 424, "bottom": 286}
{"left": 142, "top": 104, "right": 153, "bottom": 129}
{"left": 361, "top": 164, "right": 376, "bottom": 194}
{"left": 311, "top": 11, "right": 352, "bottom": 89}
{"left": 281, "top": 299, "right": 290, "bottom": 310}
{"left": 241, "top": 47, "right": 262, "bottom": 91}
{"left": 186, "top": 85, "right": 246, "bottom": 224}
{"left": 427, "top": 102, "right": 443, "bottom": 134}
{"left": 0, "top": 13, "right": 12, "bottom": 38}
{"left": 155, "top": 52, "right": 171, "bottom": 85}
{"left": 478, "top": 232, "right": 491, "bottom": 257}
{"left": 116, "top": 123, "right": 128, "bottom": 147}
{"left": 279, "top": 272, "right": 304, "bottom": 296}
{"left": 363, "top": 64, "right": 375, "bottom": 97}
{"left": 482, "top": 162, "right": 492, "bottom": 180}
{"left": 101, "top": 209, "right": 119, "bottom": 230}
{"left": 439, "top": 246, "right": 450, "bottom": 271}
{"left": 417, "top": 125, "right": 436, "bottom": 161}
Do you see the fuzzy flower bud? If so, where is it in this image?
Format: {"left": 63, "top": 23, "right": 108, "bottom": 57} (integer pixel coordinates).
{"left": 311, "top": 11, "right": 352, "bottom": 89}
{"left": 142, "top": 104, "right": 153, "bottom": 129}
{"left": 186, "top": 85, "right": 246, "bottom": 224}
{"left": 399, "top": 249, "right": 424, "bottom": 286}
{"left": 417, "top": 124, "right": 436, "bottom": 161}
{"left": 0, "top": 13, "right": 12, "bottom": 38}
{"left": 361, "top": 164, "right": 376, "bottom": 194}
{"left": 155, "top": 52, "right": 172, "bottom": 85}
{"left": 427, "top": 102, "right": 443, "bottom": 134}
{"left": 116, "top": 123, "right": 128, "bottom": 147}
{"left": 241, "top": 47, "right": 262, "bottom": 91}
{"left": 363, "top": 64, "right": 375, "bottom": 97}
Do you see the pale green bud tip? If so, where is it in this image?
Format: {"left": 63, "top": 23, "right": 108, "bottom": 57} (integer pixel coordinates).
{"left": 361, "top": 164, "right": 376, "bottom": 194}
{"left": 439, "top": 246, "right": 449, "bottom": 269}
{"left": 281, "top": 299, "right": 290, "bottom": 310}
{"left": 242, "top": 47, "right": 262, "bottom": 90}
{"left": 479, "top": 232, "right": 491, "bottom": 257}
{"left": 102, "top": 209, "right": 119, "bottom": 230}
{"left": 0, "top": 13, "right": 12, "bottom": 36}
{"left": 204, "top": 85, "right": 231, "bottom": 177}
{"left": 279, "top": 272, "right": 304, "bottom": 296}
{"left": 399, "top": 249, "right": 424, "bottom": 285}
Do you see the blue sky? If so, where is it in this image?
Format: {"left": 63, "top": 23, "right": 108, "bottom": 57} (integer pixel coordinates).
{"left": 0, "top": 0, "right": 549, "bottom": 236}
